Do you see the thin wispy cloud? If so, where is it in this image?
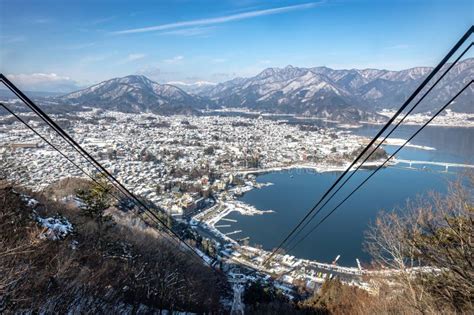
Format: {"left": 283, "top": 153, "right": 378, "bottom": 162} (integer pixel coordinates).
{"left": 116, "top": 53, "right": 147, "bottom": 65}
{"left": 111, "top": 2, "right": 322, "bottom": 35}
{"left": 89, "top": 16, "right": 116, "bottom": 25}
{"left": 159, "top": 26, "right": 215, "bottom": 37}
{"left": 6, "top": 73, "right": 80, "bottom": 92}
{"left": 163, "top": 55, "right": 184, "bottom": 64}
{"left": 127, "top": 53, "right": 146, "bottom": 61}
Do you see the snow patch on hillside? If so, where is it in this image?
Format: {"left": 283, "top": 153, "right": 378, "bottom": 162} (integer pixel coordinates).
{"left": 36, "top": 216, "right": 73, "bottom": 240}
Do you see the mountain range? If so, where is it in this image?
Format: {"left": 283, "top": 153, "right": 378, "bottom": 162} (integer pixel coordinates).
{"left": 166, "top": 81, "right": 217, "bottom": 95}
{"left": 197, "top": 58, "right": 473, "bottom": 115}
{"left": 55, "top": 58, "right": 473, "bottom": 120}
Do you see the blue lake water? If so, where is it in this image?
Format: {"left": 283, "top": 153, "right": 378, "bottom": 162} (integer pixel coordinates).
{"left": 217, "top": 126, "right": 473, "bottom": 266}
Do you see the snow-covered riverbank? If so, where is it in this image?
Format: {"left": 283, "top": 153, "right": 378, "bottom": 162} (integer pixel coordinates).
{"left": 230, "top": 160, "right": 393, "bottom": 177}
{"left": 369, "top": 109, "right": 474, "bottom": 128}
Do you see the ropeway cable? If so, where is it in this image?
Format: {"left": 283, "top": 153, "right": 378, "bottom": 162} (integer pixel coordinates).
{"left": 0, "top": 102, "right": 209, "bottom": 265}
{"left": 0, "top": 99, "right": 181, "bottom": 241}
{"left": 286, "top": 80, "right": 473, "bottom": 253}
{"left": 282, "top": 41, "right": 473, "bottom": 252}
{"left": 261, "top": 26, "right": 473, "bottom": 266}
{"left": 0, "top": 103, "right": 175, "bottom": 233}
{"left": 0, "top": 79, "right": 216, "bottom": 268}
{"left": 0, "top": 103, "right": 125, "bottom": 201}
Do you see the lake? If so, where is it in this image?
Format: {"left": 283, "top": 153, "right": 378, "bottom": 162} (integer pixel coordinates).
{"left": 216, "top": 125, "right": 473, "bottom": 266}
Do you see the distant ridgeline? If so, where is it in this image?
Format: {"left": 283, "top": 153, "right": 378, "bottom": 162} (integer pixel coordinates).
{"left": 2, "top": 58, "right": 472, "bottom": 120}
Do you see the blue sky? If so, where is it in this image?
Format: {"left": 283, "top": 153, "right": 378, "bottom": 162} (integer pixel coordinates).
{"left": 0, "top": 0, "right": 472, "bottom": 92}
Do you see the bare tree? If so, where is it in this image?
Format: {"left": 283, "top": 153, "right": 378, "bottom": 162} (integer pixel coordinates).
{"left": 365, "top": 173, "right": 474, "bottom": 314}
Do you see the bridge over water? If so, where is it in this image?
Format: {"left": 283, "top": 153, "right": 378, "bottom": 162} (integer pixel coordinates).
{"left": 394, "top": 159, "right": 474, "bottom": 172}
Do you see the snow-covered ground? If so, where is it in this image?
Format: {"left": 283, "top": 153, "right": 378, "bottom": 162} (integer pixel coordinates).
{"left": 18, "top": 191, "right": 74, "bottom": 240}
{"left": 36, "top": 216, "right": 73, "bottom": 240}
{"left": 376, "top": 109, "right": 474, "bottom": 128}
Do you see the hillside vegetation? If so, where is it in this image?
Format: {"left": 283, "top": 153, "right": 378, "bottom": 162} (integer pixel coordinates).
{"left": 241, "top": 173, "right": 474, "bottom": 314}
{"left": 1, "top": 172, "right": 472, "bottom": 314}
{"left": 0, "top": 181, "right": 228, "bottom": 313}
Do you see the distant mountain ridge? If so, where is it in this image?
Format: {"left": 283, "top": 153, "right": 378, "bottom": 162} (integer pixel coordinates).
{"left": 166, "top": 81, "right": 217, "bottom": 95}
{"left": 59, "top": 75, "right": 206, "bottom": 115}
{"left": 198, "top": 58, "right": 473, "bottom": 115}
{"left": 55, "top": 58, "right": 473, "bottom": 118}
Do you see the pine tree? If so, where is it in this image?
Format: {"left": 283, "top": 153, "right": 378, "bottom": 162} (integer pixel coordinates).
{"left": 76, "top": 174, "right": 113, "bottom": 231}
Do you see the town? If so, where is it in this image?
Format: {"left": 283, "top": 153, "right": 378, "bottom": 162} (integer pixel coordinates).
{"left": 0, "top": 108, "right": 379, "bottom": 214}
{"left": 1, "top": 108, "right": 394, "bottom": 293}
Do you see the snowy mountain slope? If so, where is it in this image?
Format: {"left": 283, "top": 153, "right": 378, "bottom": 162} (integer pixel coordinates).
{"left": 59, "top": 75, "right": 206, "bottom": 114}
{"left": 166, "top": 81, "right": 217, "bottom": 95}
{"left": 55, "top": 58, "right": 473, "bottom": 117}
{"left": 201, "top": 58, "right": 474, "bottom": 116}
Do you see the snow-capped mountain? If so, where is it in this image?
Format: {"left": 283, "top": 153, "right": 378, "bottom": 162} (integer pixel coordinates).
{"left": 166, "top": 81, "right": 217, "bottom": 95}
{"left": 200, "top": 65, "right": 371, "bottom": 120}
{"left": 59, "top": 75, "right": 205, "bottom": 114}
{"left": 55, "top": 58, "right": 473, "bottom": 118}
{"left": 201, "top": 58, "right": 473, "bottom": 116}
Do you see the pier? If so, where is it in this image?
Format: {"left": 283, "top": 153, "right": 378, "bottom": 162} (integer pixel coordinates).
{"left": 221, "top": 218, "right": 238, "bottom": 222}
{"left": 225, "top": 230, "right": 243, "bottom": 236}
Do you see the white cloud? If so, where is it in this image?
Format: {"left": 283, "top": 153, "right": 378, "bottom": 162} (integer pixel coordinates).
{"left": 127, "top": 53, "right": 146, "bottom": 61}
{"left": 112, "top": 2, "right": 322, "bottom": 35}
{"left": 117, "top": 53, "right": 146, "bottom": 64}
{"left": 89, "top": 16, "right": 116, "bottom": 25}
{"left": 167, "top": 80, "right": 216, "bottom": 86}
{"left": 6, "top": 73, "right": 80, "bottom": 93}
{"left": 163, "top": 55, "right": 184, "bottom": 64}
